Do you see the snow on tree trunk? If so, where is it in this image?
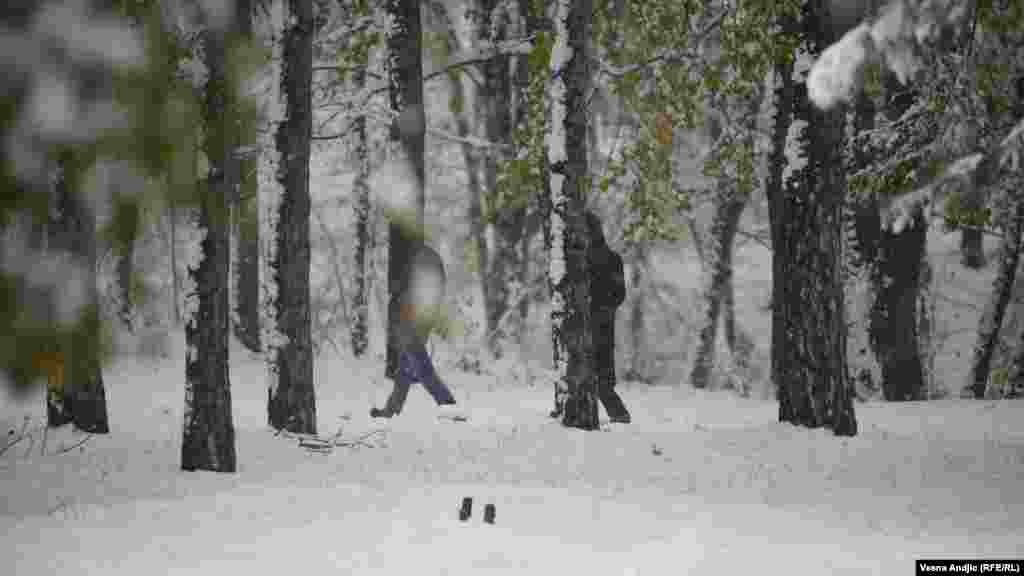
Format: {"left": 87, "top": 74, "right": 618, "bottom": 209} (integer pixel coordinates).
{"left": 267, "top": 0, "right": 316, "bottom": 435}
{"left": 351, "top": 62, "right": 371, "bottom": 357}
{"left": 870, "top": 212, "right": 928, "bottom": 401}
{"left": 384, "top": 0, "right": 426, "bottom": 380}
{"left": 685, "top": 87, "right": 757, "bottom": 392}
{"left": 260, "top": 0, "right": 286, "bottom": 398}
{"left": 966, "top": 190, "right": 1024, "bottom": 399}
{"left": 625, "top": 240, "right": 648, "bottom": 383}
{"left": 477, "top": 1, "right": 525, "bottom": 359}
{"left": 182, "top": 23, "right": 236, "bottom": 473}
{"left": 547, "top": 0, "right": 597, "bottom": 430}
{"left": 690, "top": 181, "right": 746, "bottom": 390}
{"left": 444, "top": 7, "right": 489, "bottom": 356}
{"left": 775, "top": 3, "right": 856, "bottom": 436}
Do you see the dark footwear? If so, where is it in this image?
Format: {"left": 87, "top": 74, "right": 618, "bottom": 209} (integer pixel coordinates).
{"left": 370, "top": 407, "right": 395, "bottom": 418}
{"left": 600, "top": 391, "right": 631, "bottom": 424}
{"left": 608, "top": 411, "right": 631, "bottom": 424}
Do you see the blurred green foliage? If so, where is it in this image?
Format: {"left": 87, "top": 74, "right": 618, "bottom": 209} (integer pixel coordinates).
{"left": 0, "top": 1, "right": 257, "bottom": 393}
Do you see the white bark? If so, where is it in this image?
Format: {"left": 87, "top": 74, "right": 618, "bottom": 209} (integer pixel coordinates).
{"left": 546, "top": 0, "right": 572, "bottom": 394}
{"left": 259, "top": 0, "right": 287, "bottom": 394}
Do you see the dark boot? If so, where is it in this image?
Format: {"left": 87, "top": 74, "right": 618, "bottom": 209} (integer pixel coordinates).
{"left": 371, "top": 369, "right": 412, "bottom": 418}
{"left": 600, "top": 389, "right": 631, "bottom": 424}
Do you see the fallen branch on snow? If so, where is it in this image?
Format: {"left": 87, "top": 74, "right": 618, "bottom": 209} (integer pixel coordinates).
{"left": 55, "top": 434, "right": 93, "bottom": 454}
{"left": 276, "top": 424, "right": 387, "bottom": 454}
{"left": 0, "top": 416, "right": 31, "bottom": 458}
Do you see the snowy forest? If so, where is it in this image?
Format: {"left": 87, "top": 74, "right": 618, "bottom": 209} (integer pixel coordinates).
{"left": 2, "top": 0, "right": 1023, "bottom": 573}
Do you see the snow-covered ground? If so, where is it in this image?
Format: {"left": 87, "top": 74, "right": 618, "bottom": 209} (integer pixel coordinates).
{"left": 2, "top": 334, "right": 1022, "bottom": 575}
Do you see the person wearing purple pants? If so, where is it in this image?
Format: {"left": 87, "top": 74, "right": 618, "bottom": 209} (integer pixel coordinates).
{"left": 371, "top": 243, "right": 456, "bottom": 418}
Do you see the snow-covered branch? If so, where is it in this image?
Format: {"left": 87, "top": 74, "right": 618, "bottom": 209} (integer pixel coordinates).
{"left": 422, "top": 33, "right": 536, "bottom": 83}
{"left": 807, "top": 0, "right": 971, "bottom": 110}
{"left": 883, "top": 117, "right": 1024, "bottom": 232}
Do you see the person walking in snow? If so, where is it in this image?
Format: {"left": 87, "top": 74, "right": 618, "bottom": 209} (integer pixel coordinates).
{"left": 586, "top": 211, "right": 631, "bottom": 423}
{"left": 371, "top": 242, "right": 456, "bottom": 418}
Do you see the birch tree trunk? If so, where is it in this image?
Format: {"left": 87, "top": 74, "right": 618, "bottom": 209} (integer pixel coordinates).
{"left": 548, "top": 0, "right": 597, "bottom": 430}
{"left": 351, "top": 59, "right": 372, "bottom": 357}
{"left": 267, "top": 0, "right": 316, "bottom": 434}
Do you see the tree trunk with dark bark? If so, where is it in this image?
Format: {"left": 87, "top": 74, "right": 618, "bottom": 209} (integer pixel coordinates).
{"left": 871, "top": 212, "right": 928, "bottom": 401}
{"left": 268, "top": 0, "right": 316, "bottom": 435}
{"left": 233, "top": 0, "right": 261, "bottom": 354}
{"left": 49, "top": 148, "right": 109, "bottom": 434}
{"left": 548, "top": 0, "right": 597, "bottom": 430}
{"left": 1003, "top": 261, "right": 1024, "bottom": 398}
{"left": 768, "top": 52, "right": 794, "bottom": 410}
{"left": 441, "top": 4, "right": 488, "bottom": 357}
{"left": 960, "top": 198, "right": 986, "bottom": 269}
{"left": 385, "top": 0, "right": 427, "bottom": 380}
{"left": 624, "top": 239, "right": 649, "bottom": 382}
{"left": 690, "top": 182, "right": 746, "bottom": 389}
{"left": 351, "top": 64, "right": 371, "bottom": 357}
{"left": 967, "top": 191, "right": 1023, "bottom": 399}
{"left": 116, "top": 201, "right": 139, "bottom": 326}
{"left": 774, "top": 4, "right": 856, "bottom": 436}
{"left": 182, "top": 21, "right": 237, "bottom": 473}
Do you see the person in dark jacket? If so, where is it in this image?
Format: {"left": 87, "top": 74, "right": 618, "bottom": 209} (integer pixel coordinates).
{"left": 371, "top": 242, "right": 456, "bottom": 418}
{"left": 586, "top": 211, "right": 631, "bottom": 423}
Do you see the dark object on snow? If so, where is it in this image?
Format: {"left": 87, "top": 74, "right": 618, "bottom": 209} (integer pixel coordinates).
{"left": 374, "top": 243, "right": 456, "bottom": 418}
{"left": 483, "top": 503, "right": 496, "bottom": 524}
{"left": 586, "top": 212, "right": 631, "bottom": 424}
{"left": 459, "top": 497, "right": 473, "bottom": 521}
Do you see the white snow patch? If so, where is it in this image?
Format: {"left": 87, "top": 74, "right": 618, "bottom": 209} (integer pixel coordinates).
{"left": 807, "top": 23, "right": 872, "bottom": 111}
{"left": 1, "top": 346, "right": 1022, "bottom": 575}
{"left": 180, "top": 213, "right": 207, "bottom": 331}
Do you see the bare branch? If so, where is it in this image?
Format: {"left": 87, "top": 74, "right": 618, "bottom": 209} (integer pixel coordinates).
{"left": 597, "top": 9, "right": 728, "bottom": 78}
{"left": 56, "top": 434, "right": 92, "bottom": 454}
